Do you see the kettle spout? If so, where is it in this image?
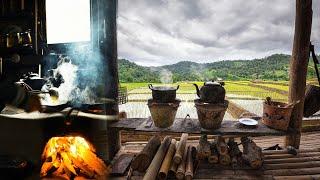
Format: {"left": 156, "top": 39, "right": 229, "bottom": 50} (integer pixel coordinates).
{"left": 193, "top": 83, "right": 200, "bottom": 97}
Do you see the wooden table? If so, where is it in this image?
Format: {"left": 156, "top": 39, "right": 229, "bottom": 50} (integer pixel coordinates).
{"left": 110, "top": 118, "right": 290, "bottom": 137}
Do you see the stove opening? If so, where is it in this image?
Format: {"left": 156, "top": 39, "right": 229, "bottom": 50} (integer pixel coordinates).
{"left": 40, "top": 136, "right": 110, "bottom": 179}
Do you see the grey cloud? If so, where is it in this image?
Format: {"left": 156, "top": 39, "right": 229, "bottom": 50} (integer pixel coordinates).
{"left": 118, "top": 0, "right": 320, "bottom": 66}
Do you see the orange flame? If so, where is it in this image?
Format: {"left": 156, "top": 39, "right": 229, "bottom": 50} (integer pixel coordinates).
{"left": 41, "top": 136, "right": 110, "bottom": 180}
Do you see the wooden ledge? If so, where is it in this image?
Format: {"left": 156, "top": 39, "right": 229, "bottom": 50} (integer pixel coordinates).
{"left": 110, "top": 118, "right": 289, "bottom": 137}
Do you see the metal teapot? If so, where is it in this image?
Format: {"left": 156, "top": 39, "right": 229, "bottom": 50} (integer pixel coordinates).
{"left": 193, "top": 81, "right": 226, "bottom": 103}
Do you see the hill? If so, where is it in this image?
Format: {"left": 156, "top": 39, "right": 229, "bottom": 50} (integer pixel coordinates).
{"left": 118, "top": 54, "right": 317, "bottom": 83}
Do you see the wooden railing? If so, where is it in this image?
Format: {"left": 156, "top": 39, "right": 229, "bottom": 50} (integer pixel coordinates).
{"left": 118, "top": 86, "right": 128, "bottom": 105}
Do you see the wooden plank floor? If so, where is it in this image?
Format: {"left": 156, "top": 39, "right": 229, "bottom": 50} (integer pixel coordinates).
{"left": 111, "top": 131, "right": 320, "bottom": 180}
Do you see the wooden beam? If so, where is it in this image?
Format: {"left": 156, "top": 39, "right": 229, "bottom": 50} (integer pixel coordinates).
{"left": 286, "top": 0, "right": 313, "bottom": 148}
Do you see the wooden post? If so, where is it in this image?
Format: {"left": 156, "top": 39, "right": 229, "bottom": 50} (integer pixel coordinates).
{"left": 91, "top": 0, "right": 120, "bottom": 160}
{"left": 286, "top": 0, "right": 313, "bottom": 148}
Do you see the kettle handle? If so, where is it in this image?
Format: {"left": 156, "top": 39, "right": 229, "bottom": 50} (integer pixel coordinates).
{"left": 148, "top": 84, "right": 153, "bottom": 90}
{"left": 176, "top": 85, "right": 180, "bottom": 90}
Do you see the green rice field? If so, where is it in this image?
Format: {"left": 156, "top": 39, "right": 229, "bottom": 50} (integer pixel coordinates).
{"left": 121, "top": 81, "right": 289, "bottom": 101}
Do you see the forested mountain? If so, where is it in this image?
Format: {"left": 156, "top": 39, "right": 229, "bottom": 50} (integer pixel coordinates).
{"left": 118, "top": 54, "right": 317, "bottom": 83}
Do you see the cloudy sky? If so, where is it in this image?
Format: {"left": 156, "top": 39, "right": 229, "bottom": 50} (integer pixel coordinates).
{"left": 118, "top": 0, "right": 320, "bottom": 66}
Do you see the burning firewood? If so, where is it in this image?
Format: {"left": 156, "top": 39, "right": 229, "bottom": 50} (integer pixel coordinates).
{"left": 40, "top": 136, "right": 110, "bottom": 180}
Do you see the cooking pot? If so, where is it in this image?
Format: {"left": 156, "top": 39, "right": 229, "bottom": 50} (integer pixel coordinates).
{"left": 22, "top": 75, "right": 46, "bottom": 91}
{"left": 148, "top": 84, "right": 179, "bottom": 103}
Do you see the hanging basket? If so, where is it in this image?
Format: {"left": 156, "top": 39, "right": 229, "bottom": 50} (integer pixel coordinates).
{"left": 304, "top": 84, "right": 320, "bottom": 117}
{"left": 262, "top": 101, "right": 293, "bottom": 131}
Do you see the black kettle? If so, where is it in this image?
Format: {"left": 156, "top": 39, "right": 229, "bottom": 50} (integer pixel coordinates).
{"left": 193, "top": 81, "right": 226, "bottom": 103}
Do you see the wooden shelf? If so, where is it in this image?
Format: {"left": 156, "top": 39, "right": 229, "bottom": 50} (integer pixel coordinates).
{"left": 109, "top": 118, "right": 290, "bottom": 137}
{"left": 0, "top": 14, "right": 33, "bottom": 22}
{"left": 0, "top": 46, "right": 34, "bottom": 55}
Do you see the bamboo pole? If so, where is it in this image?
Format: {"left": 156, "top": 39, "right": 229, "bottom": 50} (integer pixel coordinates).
{"left": 143, "top": 136, "right": 172, "bottom": 180}
{"left": 168, "top": 161, "right": 178, "bottom": 177}
{"left": 131, "top": 135, "right": 161, "bottom": 172}
{"left": 286, "top": 0, "right": 313, "bottom": 148}
{"left": 168, "top": 143, "right": 179, "bottom": 177}
{"left": 173, "top": 133, "right": 188, "bottom": 164}
{"left": 176, "top": 144, "right": 189, "bottom": 180}
{"left": 185, "top": 146, "right": 195, "bottom": 179}
{"left": 158, "top": 139, "right": 177, "bottom": 180}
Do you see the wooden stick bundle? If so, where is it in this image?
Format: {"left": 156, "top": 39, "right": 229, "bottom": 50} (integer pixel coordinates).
{"left": 196, "top": 134, "right": 211, "bottom": 160}
{"left": 143, "top": 136, "right": 172, "bottom": 180}
{"left": 208, "top": 142, "right": 219, "bottom": 164}
{"left": 131, "top": 135, "right": 161, "bottom": 172}
{"left": 219, "top": 154, "right": 231, "bottom": 166}
{"left": 228, "top": 138, "right": 242, "bottom": 168}
{"left": 215, "top": 136, "right": 231, "bottom": 166}
{"left": 241, "top": 137, "right": 263, "bottom": 169}
{"left": 216, "top": 136, "right": 228, "bottom": 155}
{"left": 158, "top": 139, "right": 177, "bottom": 180}
{"left": 173, "top": 133, "right": 188, "bottom": 164}
{"left": 176, "top": 144, "right": 189, "bottom": 180}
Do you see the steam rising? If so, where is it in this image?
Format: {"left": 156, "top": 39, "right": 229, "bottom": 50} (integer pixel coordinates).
{"left": 159, "top": 69, "right": 173, "bottom": 84}
{"left": 42, "top": 44, "right": 106, "bottom": 106}
{"left": 53, "top": 58, "right": 78, "bottom": 104}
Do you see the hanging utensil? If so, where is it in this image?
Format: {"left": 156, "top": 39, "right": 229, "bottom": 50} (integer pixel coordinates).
{"left": 20, "top": 30, "right": 32, "bottom": 46}
{"left": 303, "top": 42, "right": 320, "bottom": 117}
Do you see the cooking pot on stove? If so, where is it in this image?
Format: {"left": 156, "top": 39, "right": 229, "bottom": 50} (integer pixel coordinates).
{"left": 148, "top": 84, "right": 179, "bottom": 103}
{"left": 22, "top": 73, "right": 46, "bottom": 91}
{"left": 193, "top": 81, "right": 225, "bottom": 103}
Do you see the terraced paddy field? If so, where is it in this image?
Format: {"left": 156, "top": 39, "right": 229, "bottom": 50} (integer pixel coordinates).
{"left": 120, "top": 81, "right": 319, "bottom": 119}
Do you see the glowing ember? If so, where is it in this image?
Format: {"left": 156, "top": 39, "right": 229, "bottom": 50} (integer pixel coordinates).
{"left": 41, "top": 136, "right": 110, "bottom": 180}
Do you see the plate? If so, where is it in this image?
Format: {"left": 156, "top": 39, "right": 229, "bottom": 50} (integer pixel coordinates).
{"left": 239, "top": 118, "right": 258, "bottom": 126}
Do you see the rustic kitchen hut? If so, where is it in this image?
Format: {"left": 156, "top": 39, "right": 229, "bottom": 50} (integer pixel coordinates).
{"left": 0, "top": 0, "right": 320, "bottom": 179}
